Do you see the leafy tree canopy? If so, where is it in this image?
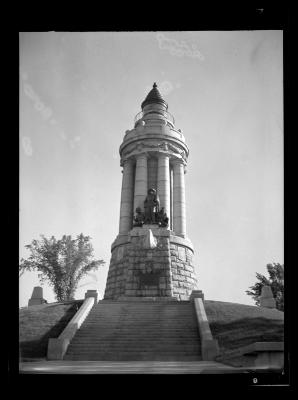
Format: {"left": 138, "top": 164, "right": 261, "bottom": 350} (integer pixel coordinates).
{"left": 19, "top": 234, "right": 105, "bottom": 302}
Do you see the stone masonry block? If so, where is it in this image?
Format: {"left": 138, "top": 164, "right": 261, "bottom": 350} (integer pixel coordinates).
{"left": 47, "top": 338, "right": 70, "bottom": 360}
{"left": 186, "top": 276, "right": 195, "bottom": 283}
{"left": 157, "top": 250, "right": 169, "bottom": 257}
{"left": 178, "top": 247, "right": 186, "bottom": 261}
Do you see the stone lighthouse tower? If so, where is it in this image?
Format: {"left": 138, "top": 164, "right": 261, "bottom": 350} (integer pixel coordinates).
{"left": 104, "top": 83, "right": 198, "bottom": 300}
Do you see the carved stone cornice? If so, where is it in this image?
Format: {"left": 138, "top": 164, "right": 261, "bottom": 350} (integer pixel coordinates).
{"left": 120, "top": 139, "right": 188, "bottom": 166}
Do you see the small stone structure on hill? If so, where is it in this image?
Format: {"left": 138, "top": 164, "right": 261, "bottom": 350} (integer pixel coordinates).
{"left": 260, "top": 285, "right": 276, "bottom": 309}
{"left": 28, "top": 286, "right": 47, "bottom": 307}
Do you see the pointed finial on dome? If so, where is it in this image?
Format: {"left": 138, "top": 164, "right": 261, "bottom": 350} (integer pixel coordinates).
{"left": 141, "top": 82, "right": 168, "bottom": 110}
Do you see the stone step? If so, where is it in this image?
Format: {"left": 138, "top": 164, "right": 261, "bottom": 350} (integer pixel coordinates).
{"left": 65, "top": 342, "right": 200, "bottom": 352}
{"left": 82, "top": 323, "right": 197, "bottom": 326}
{"left": 91, "top": 308, "right": 192, "bottom": 315}
{"left": 78, "top": 329, "right": 198, "bottom": 332}
{"left": 85, "top": 332, "right": 198, "bottom": 334}
{"left": 87, "top": 312, "right": 196, "bottom": 315}
{"left": 89, "top": 315, "right": 196, "bottom": 318}
{"left": 68, "top": 346, "right": 200, "bottom": 350}
{"left": 89, "top": 308, "right": 193, "bottom": 316}
{"left": 71, "top": 340, "right": 200, "bottom": 344}
{"left": 71, "top": 338, "right": 199, "bottom": 342}
{"left": 64, "top": 352, "right": 201, "bottom": 354}
{"left": 74, "top": 332, "right": 199, "bottom": 336}
{"left": 72, "top": 337, "right": 199, "bottom": 340}
{"left": 68, "top": 340, "right": 200, "bottom": 345}
{"left": 79, "top": 324, "right": 198, "bottom": 327}
{"left": 85, "top": 316, "right": 197, "bottom": 319}
{"left": 82, "top": 324, "right": 197, "bottom": 327}
{"left": 93, "top": 306, "right": 192, "bottom": 309}
{"left": 79, "top": 323, "right": 197, "bottom": 326}
{"left": 67, "top": 348, "right": 201, "bottom": 353}
{"left": 64, "top": 355, "right": 202, "bottom": 361}
{"left": 83, "top": 321, "right": 197, "bottom": 325}
{"left": 65, "top": 301, "right": 201, "bottom": 361}
{"left": 92, "top": 308, "right": 193, "bottom": 311}
{"left": 65, "top": 350, "right": 201, "bottom": 355}
{"left": 82, "top": 319, "right": 197, "bottom": 322}
{"left": 79, "top": 330, "right": 198, "bottom": 333}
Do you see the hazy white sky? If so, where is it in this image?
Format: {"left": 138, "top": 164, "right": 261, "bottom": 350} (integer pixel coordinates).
{"left": 19, "top": 31, "right": 283, "bottom": 307}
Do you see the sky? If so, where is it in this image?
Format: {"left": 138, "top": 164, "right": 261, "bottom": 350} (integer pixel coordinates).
{"left": 19, "top": 31, "right": 283, "bottom": 308}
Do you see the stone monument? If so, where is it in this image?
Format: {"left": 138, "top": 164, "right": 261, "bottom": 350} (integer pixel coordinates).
{"left": 104, "top": 83, "right": 198, "bottom": 300}
{"left": 28, "top": 286, "right": 47, "bottom": 306}
{"left": 260, "top": 285, "right": 276, "bottom": 309}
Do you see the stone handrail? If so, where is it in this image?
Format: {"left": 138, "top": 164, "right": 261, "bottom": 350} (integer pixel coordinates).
{"left": 191, "top": 292, "right": 219, "bottom": 361}
{"left": 47, "top": 296, "right": 95, "bottom": 360}
{"left": 194, "top": 297, "right": 213, "bottom": 341}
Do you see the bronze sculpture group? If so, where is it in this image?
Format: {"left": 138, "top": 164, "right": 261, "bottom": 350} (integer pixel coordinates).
{"left": 133, "top": 188, "right": 169, "bottom": 227}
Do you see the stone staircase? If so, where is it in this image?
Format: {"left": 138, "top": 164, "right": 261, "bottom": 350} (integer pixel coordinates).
{"left": 64, "top": 300, "right": 202, "bottom": 361}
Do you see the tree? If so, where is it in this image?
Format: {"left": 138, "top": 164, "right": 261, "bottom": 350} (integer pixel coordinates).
{"left": 246, "top": 263, "right": 284, "bottom": 311}
{"left": 19, "top": 234, "right": 105, "bottom": 302}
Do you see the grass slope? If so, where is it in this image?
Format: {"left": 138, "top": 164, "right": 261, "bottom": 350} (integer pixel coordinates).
{"left": 205, "top": 300, "right": 284, "bottom": 354}
{"left": 19, "top": 301, "right": 83, "bottom": 361}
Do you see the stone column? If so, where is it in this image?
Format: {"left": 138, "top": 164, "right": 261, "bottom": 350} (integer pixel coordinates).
{"left": 170, "top": 167, "right": 174, "bottom": 230}
{"left": 147, "top": 157, "right": 157, "bottom": 190}
{"left": 119, "top": 159, "right": 134, "bottom": 234}
{"left": 134, "top": 154, "right": 148, "bottom": 212}
{"left": 157, "top": 153, "right": 171, "bottom": 223}
{"left": 173, "top": 160, "right": 186, "bottom": 237}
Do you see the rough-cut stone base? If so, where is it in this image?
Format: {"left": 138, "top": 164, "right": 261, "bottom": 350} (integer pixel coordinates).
{"left": 104, "top": 225, "right": 198, "bottom": 301}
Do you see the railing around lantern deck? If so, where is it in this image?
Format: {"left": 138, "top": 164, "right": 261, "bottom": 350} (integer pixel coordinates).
{"left": 134, "top": 110, "right": 175, "bottom": 126}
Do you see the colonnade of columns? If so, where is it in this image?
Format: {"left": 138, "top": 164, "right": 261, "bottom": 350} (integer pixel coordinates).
{"left": 119, "top": 153, "right": 186, "bottom": 237}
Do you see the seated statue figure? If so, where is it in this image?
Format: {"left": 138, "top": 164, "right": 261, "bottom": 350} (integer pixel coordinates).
{"left": 144, "top": 188, "right": 160, "bottom": 224}
{"left": 133, "top": 207, "right": 144, "bottom": 227}
{"left": 157, "top": 207, "right": 169, "bottom": 227}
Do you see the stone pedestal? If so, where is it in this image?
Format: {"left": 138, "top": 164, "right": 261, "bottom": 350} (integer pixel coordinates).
{"left": 28, "top": 286, "right": 47, "bottom": 307}
{"left": 85, "top": 289, "right": 98, "bottom": 303}
{"left": 260, "top": 285, "right": 276, "bottom": 309}
{"left": 104, "top": 225, "right": 198, "bottom": 301}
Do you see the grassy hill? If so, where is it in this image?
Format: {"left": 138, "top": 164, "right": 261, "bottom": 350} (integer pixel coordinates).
{"left": 205, "top": 300, "right": 284, "bottom": 354}
{"left": 19, "top": 300, "right": 83, "bottom": 361}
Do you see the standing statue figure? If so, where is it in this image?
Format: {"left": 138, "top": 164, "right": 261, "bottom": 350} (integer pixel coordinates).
{"left": 144, "top": 188, "right": 160, "bottom": 224}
